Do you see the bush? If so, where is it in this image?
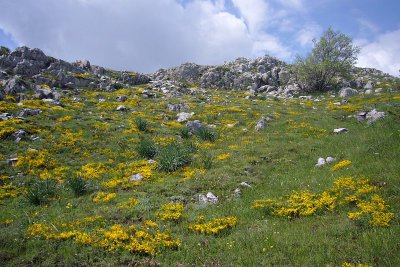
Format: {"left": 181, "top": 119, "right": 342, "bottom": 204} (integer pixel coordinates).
{"left": 195, "top": 126, "right": 217, "bottom": 142}
{"left": 67, "top": 176, "right": 89, "bottom": 197}
{"left": 0, "top": 46, "right": 10, "bottom": 56}
{"left": 157, "top": 143, "right": 193, "bottom": 172}
{"left": 135, "top": 117, "right": 149, "bottom": 132}
{"left": 179, "top": 127, "right": 191, "bottom": 139}
{"left": 25, "top": 180, "right": 57, "bottom": 205}
{"left": 135, "top": 137, "right": 158, "bottom": 159}
{"left": 201, "top": 152, "right": 214, "bottom": 170}
{"left": 292, "top": 27, "right": 360, "bottom": 92}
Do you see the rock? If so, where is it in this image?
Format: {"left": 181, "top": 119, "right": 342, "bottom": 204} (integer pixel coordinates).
{"left": 177, "top": 112, "right": 194, "bottom": 122}
{"left": 4, "top": 78, "right": 30, "bottom": 95}
{"left": 374, "top": 88, "right": 383, "bottom": 93}
{"left": 356, "top": 111, "right": 368, "bottom": 122}
{"left": 233, "top": 188, "right": 241, "bottom": 197}
{"left": 315, "top": 157, "right": 326, "bottom": 167}
{"left": 365, "top": 89, "right": 373, "bottom": 94}
{"left": 366, "top": 109, "right": 385, "bottom": 124}
{"left": 255, "top": 116, "right": 267, "bottom": 131}
{"left": 240, "top": 182, "right": 252, "bottom": 188}
{"left": 7, "top": 158, "right": 18, "bottom": 166}
{"left": 0, "top": 113, "right": 13, "bottom": 121}
{"left": 339, "top": 87, "right": 358, "bottom": 97}
{"left": 326, "top": 157, "right": 336, "bottom": 163}
{"left": 116, "top": 105, "right": 127, "bottom": 111}
{"left": 333, "top": 128, "right": 348, "bottom": 134}
{"left": 12, "top": 129, "right": 27, "bottom": 143}
{"left": 130, "top": 173, "right": 144, "bottom": 181}
{"left": 17, "top": 108, "right": 41, "bottom": 117}
{"left": 73, "top": 59, "right": 91, "bottom": 71}
{"left": 35, "top": 87, "right": 61, "bottom": 100}
{"left": 278, "top": 69, "right": 290, "bottom": 85}
{"left": 147, "top": 159, "right": 156, "bottom": 164}
{"left": 142, "top": 90, "right": 156, "bottom": 98}
{"left": 364, "top": 80, "right": 374, "bottom": 89}
{"left": 167, "top": 103, "right": 189, "bottom": 112}
{"left": 116, "top": 95, "right": 127, "bottom": 102}
{"left": 199, "top": 192, "right": 218, "bottom": 204}
{"left": 186, "top": 120, "right": 203, "bottom": 133}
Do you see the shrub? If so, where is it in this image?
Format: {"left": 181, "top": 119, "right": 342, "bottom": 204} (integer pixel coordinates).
{"left": 201, "top": 152, "right": 214, "bottom": 170}
{"left": 0, "top": 46, "right": 10, "bottom": 56}
{"left": 135, "top": 137, "right": 158, "bottom": 159}
{"left": 179, "top": 127, "right": 191, "bottom": 139}
{"left": 67, "top": 176, "right": 89, "bottom": 197}
{"left": 25, "top": 180, "right": 57, "bottom": 205}
{"left": 157, "top": 143, "right": 192, "bottom": 172}
{"left": 292, "top": 27, "right": 360, "bottom": 92}
{"left": 135, "top": 117, "right": 149, "bottom": 132}
{"left": 195, "top": 126, "right": 217, "bottom": 142}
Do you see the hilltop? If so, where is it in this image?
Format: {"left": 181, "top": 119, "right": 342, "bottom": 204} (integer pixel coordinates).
{"left": 0, "top": 46, "right": 400, "bottom": 266}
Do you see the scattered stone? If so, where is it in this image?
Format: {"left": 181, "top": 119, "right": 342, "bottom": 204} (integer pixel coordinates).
{"left": 333, "top": 128, "right": 349, "bottom": 134}
{"left": 177, "top": 112, "right": 194, "bottom": 122}
{"left": 186, "top": 120, "right": 203, "bottom": 133}
{"left": 167, "top": 103, "right": 189, "bottom": 112}
{"left": 233, "top": 188, "right": 241, "bottom": 197}
{"left": 364, "top": 81, "right": 374, "bottom": 89}
{"left": 240, "top": 182, "right": 252, "bottom": 188}
{"left": 0, "top": 113, "right": 13, "bottom": 121}
{"left": 142, "top": 90, "right": 156, "bottom": 98}
{"left": 255, "top": 116, "right": 267, "bottom": 131}
{"left": 326, "top": 157, "right": 336, "bottom": 163}
{"left": 130, "top": 173, "right": 143, "bottom": 182}
{"left": 374, "top": 88, "right": 383, "bottom": 93}
{"left": 116, "top": 105, "right": 127, "bottom": 111}
{"left": 147, "top": 159, "right": 156, "bottom": 164}
{"left": 170, "top": 196, "right": 186, "bottom": 203}
{"left": 199, "top": 192, "right": 218, "bottom": 204}
{"left": 17, "top": 108, "right": 41, "bottom": 117}
{"left": 366, "top": 109, "right": 385, "bottom": 124}
{"left": 365, "top": 89, "right": 373, "bottom": 95}
{"left": 12, "top": 129, "right": 27, "bottom": 143}
{"left": 116, "top": 95, "right": 127, "bottom": 102}
{"left": 339, "top": 87, "right": 358, "bottom": 97}
{"left": 7, "top": 158, "right": 18, "bottom": 166}
{"left": 315, "top": 157, "right": 326, "bottom": 167}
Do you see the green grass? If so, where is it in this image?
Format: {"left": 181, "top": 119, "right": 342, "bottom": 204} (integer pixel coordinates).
{"left": 0, "top": 84, "right": 399, "bottom": 266}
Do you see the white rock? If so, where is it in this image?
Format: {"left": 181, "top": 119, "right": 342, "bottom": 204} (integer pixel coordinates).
{"left": 315, "top": 157, "right": 326, "bottom": 167}
{"left": 333, "top": 128, "right": 348, "bottom": 134}
{"left": 326, "top": 157, "right": 336, "bottom": 163}
{"left": 233, "top": 188, "right": 241, "bottom": 197}
{"left": 199, "top": 192, "right": 218, "bottom": 204}
{"left": 240, "top": 182, "right": 252, "bottom": 188}
{"left": 176, "top": 112, "right": 194, "bottom": 122}
{"left": 366, "top": 109, "right": 385, "bottom": 124}
{"left": 116, "top": 105, "right": 127, "bottom": 111}
{"left": 130, "top": 173, "right": 144, "bottom": 181}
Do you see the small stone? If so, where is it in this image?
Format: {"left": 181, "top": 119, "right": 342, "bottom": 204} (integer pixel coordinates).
{"left": 116, "top": 105, "right": 127, "bottom": 111}
{"left": 116, "top": 95, "right": 127, "bottom": 102}
{"left": 233, "top": 188, "right": 241, "bottom": 197}
{"left": 199, "top": 192, "right": 218, "bottom": 204}
{"left": 7, "top": 158, "right": 18, "bottom": 166}
{"left": 130, "top": 173, "right": 143, "bottom": 181}
{"left": 333, "top": 128, "right": 348, "bottom": 134}
{"left": 326, "top": 157, "right": 336, "bottom": 163}
{"left": 255, "top": 116, "right": 267, "bottom": 131}
{"left": 177, "top": 112, "right": 194, "bottom": 122}
{"left": 366, "top": 109, "right": 385, "bottom": 124}
{"left": 240, "top": 182, "right": 252, "bottom": 188}
{"left": 315, "top": 157, "right": 326, "bottom": 167}
{"left": 147, "top": 159, "right": 156, "bottom": 164}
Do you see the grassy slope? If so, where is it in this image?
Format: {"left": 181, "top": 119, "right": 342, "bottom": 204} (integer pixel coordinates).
{"left": 1, "top": 84, "right": 399, "bottom": 266}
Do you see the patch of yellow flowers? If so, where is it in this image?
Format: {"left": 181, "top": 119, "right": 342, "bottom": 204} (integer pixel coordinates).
{"left": 93, "top": 191, "right": 117, "bottom": 203}
{"left": 156, "top": 203, "right": 184, "bottom": 221}
{"left": 331, "top": 160, "right": 352, "bottom": 171}
{"left": 253, "top": 176, "right": 394, "bottom": 227}
{"left": 189, "top": 216, "right": 237, "bottom": 234}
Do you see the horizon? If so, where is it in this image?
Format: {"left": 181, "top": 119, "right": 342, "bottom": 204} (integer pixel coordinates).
{"left": 0, "top": 0, "right": 399, "bottom": 76}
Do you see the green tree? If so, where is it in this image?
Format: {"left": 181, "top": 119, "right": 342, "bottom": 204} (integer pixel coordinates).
{"left": 293, "top": 27, "right": 360, "bottom": 92}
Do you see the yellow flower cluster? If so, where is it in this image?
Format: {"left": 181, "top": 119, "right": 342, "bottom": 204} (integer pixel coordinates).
{"left": 57, "top": 115, "right": 73, "bottom": 122}
{"left": 331, "top": 160, "right": 352, "bottom": 171}
{"left": 93, "top": 192, "right": 117, "bottom": 203}
{"left": 348, "top": 194, "right": 394, "bottom": 227}
{"left": 27, "top": 220, "right": 180, "bottom": 256}
{"left": 253, "top": 177, "right": 394, "bottom": 226}
{"left": 58, "top": 130, "right": 83, "bottom": 146}
{"left": 117, "top": 197, "right": 139, "bottom": 209}
{"left": 342, "top": 262, "right": 372, "bottom": 267}
{"left": 156, "top": 203, "right": 184, "bottom": 221}
{"left": 287, "top": 120, "right": 327, "bottom": 138}
{"left": 77, "top": 163, "right": 108, "bottom": 180}
{"left": 216, "top": 153, "right": 231, "bottom": 160}
{"left": 189, "top": 216, "right": 237, "bottom": 234}
{"left": 15, "top": 149, "right": 54, "bottom": 172}
{"left": 0, "top": 183, "right": 22, "bottom": 203}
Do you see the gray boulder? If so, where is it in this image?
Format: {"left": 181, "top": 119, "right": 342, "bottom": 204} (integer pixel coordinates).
{"left": 339, "top": 87, "right": 358, "bottom": 97}
{"left": 4, "top": 78, "right": 30, "bottom": 95}
{"left": 186, "top": 120, "right": 203, "bottom": 133}
{"left": 364, "top": 81, "right": 374, "bottom": 89}
{"left": 366, "top": 109, "right": 385, "bottom": 124}
{"left": 18, "top": 108, "right": 41, "bottom": 117}
{"left": 255, "top": 116, "right": 267, "bottom": 131}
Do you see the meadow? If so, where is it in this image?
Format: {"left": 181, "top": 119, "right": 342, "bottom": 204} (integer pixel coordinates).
{"left": 1, "top": 83, "right": 399, "bottom": 266}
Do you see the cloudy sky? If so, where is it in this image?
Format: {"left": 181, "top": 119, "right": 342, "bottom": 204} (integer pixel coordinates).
{"left": 0, "top": 0, "right": 399, "bottom": 75}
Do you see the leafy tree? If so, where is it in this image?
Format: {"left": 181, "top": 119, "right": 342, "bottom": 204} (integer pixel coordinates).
{"left": 292, "top": 27, "right": 360, "bottom": 92}
{"left": 0, "top": 46, "right": 10, "bottom": 56}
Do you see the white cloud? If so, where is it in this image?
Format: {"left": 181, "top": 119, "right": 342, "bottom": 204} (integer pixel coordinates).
{"left": 296, "top": 23, "right": 322, "bottom": 47}
{"left": 356, "top": 29, "right": 400, "bottom": 76}
{"left": 0, "top": 0, "right": 255, "bottom": 72}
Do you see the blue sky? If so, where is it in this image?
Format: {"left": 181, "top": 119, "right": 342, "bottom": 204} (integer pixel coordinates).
{"left": 0, "top": 0, "right": 399, "bottom": 75}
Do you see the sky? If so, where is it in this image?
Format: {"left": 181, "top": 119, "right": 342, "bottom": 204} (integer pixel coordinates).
{"left": 0, "top": 0, "right": 399, "bottom": 75}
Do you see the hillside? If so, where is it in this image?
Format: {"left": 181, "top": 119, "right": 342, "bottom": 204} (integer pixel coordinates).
{"left": 1, "top": 46, "right": 400, "bottom": 266}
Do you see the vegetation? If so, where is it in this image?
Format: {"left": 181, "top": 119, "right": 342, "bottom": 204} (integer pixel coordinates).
{"left": 0, "top": 81, "right": 399, "bottom": 266}
{"left": 292, "top": 27, "right": 360, "bottom": 92}
{"left": 0, "top": 45, "right": 10, "bottom": 56}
